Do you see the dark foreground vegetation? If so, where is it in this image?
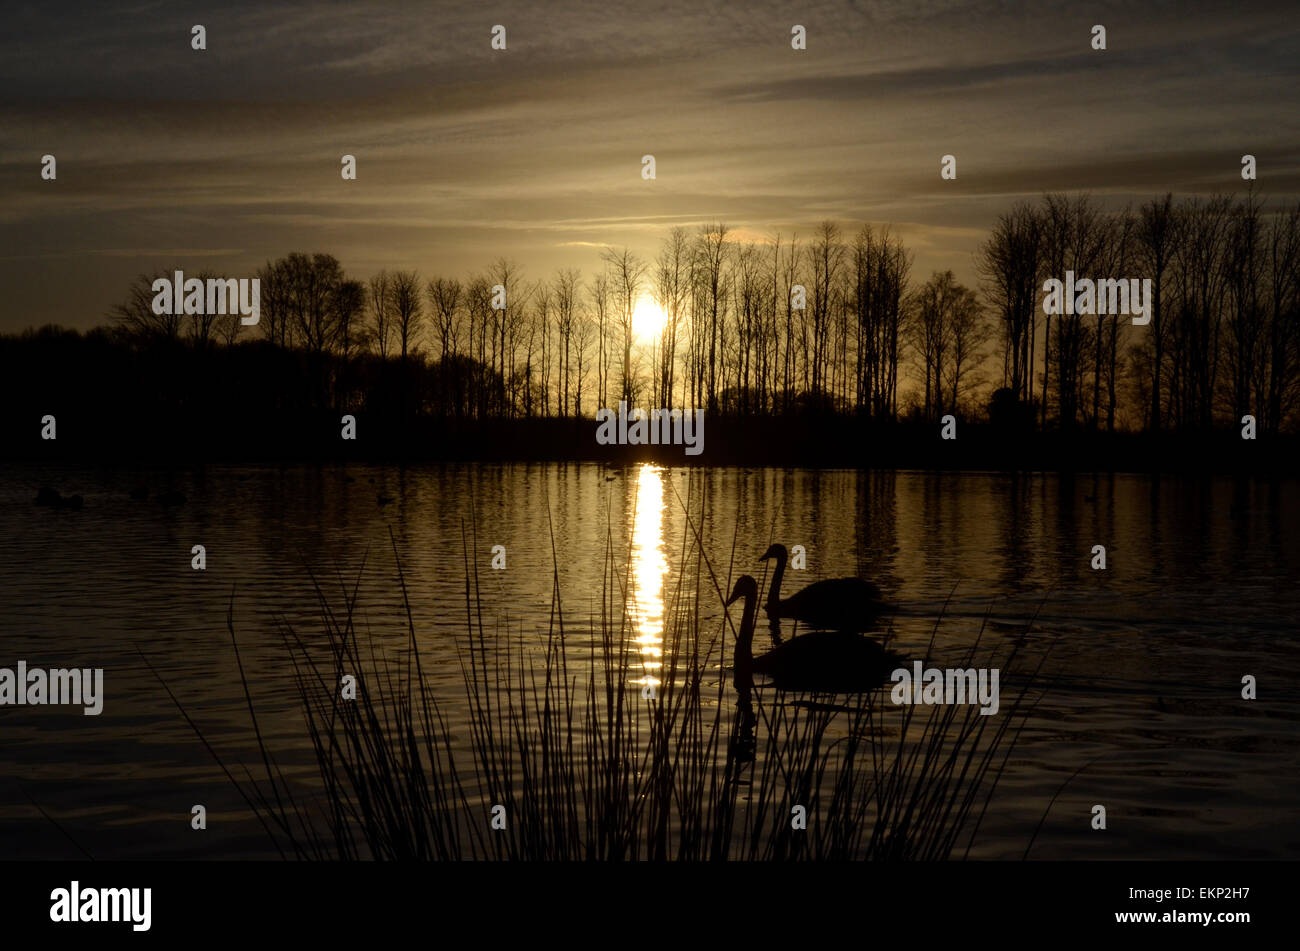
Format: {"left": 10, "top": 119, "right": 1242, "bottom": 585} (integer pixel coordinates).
{"left": 147, "top": 522, "right": 1045, "bottom": 860}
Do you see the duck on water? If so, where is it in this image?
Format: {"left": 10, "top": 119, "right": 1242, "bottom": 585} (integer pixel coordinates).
{"left": 726, "top": 575, "right": 904, "bottom": 693}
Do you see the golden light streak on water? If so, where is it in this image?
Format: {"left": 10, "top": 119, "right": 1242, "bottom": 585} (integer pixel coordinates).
{"left": 629, "top": 463, "right": 668, "bottom": 687}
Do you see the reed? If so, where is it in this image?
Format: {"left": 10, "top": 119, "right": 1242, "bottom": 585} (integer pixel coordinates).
{"left": 173, "top": 495, "right": 1045, "bottom": 861}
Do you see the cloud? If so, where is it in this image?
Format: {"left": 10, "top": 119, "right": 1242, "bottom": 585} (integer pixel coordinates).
{"left": 1, "top": 0, "right": 1298, "bottom": 330}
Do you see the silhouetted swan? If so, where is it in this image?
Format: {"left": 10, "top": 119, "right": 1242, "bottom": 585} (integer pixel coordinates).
{"left": 759, "top": 543, "right": 894, "bottom": 632}
{"left": 726, "top": 575, "right": 903, "bottom": 692}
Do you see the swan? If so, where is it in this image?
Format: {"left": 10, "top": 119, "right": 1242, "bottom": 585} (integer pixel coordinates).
{"left": 759, "top": 543, "right": 894, "bottom": 632}
{"left": 726, "top": 575, "right": 904, "bottom": 692}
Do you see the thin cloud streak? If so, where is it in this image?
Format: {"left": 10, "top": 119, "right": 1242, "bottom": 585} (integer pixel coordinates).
{"left": 1, "top": 1, "right": 1297, "bottom": 328}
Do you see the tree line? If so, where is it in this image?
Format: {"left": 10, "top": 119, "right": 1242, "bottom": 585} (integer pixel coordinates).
{"left": 92, "top": 190, "right": 1300, "bottom": 433}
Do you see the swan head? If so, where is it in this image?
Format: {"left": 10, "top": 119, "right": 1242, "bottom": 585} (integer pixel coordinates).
{"left": 758, "top": 543, "right": 787, "bottom": 562}
{"left": 725, "top": 575, "right": 759, "bottom": 608}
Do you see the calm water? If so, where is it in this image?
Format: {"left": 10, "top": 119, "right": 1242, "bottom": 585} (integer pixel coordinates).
{"left": 2, "top": 463, "right": 1298, "bottom": 859}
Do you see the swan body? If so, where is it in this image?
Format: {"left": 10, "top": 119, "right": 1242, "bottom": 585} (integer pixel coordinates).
{"left": 726, "top": 576, "right": 903, "bottom": 692}
{"left": 760, "top": 543, "right": 894, "bottom": 632}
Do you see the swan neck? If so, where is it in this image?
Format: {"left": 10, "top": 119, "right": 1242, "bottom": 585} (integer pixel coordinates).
{"left": 767, "top": 549, "right": 787, "bottom": 608}
{"left": 735, "top": 593, "right": 756, "bottom": 669}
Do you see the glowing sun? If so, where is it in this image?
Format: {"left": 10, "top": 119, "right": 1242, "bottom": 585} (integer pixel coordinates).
{"left": 632, "top": 295, "right": 668, "bottom": 342}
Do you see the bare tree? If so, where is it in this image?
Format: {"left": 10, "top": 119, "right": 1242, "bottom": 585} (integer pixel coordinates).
{"left": 976, "top": 203, "right": 1040, "bottom": 410}
{"left": 588, "top": 268, "right": 612, "bottom": 409}
{"left": 521, "top": 281, "right": 550, "bottom": 416}
{"left": 180, "top": 270, "right": 223, "bottom": 350}
{"left": 601, "top": 246, "right": 648, "bottom": 406}
{"left": 1264, "top": 202, "right": 1300, "bottom": 432}
{"left": 390, "top": 269, "right": 423, "bottom": 359}
{"left": 464, "top": 275, "right": 494, "bottom": 415}
{"left": 573, "top": 301, "right": 594, "bottom": 416}
{"left": 808, "top": 221, "right": 845, "bottom": 404}
{"left": 778, "top": 233, "right": 802, "bottom": 412}
{"left": 332, "top": 277, "right": 365, "bottom": 411}
{"left": 256, "top": 257, "right": 293, "bottom": 348}
{"left": 426, "top": 276, "right": 463, "bottom": 361}
{"left": 333, "top": 278, "right": 365, "bottom": 359}
{"left": 367, "top": 270, "right": 393, "bottom": 358}
{"left": 1170, "top": 195, "right": 1232, "bottom": 430}
{"left": 908, "top": 270, "right": 955, "bottom": 419}
{"left": 1224, "top": 191, "right": 1265, "bottom": 426}
{"left": 729, "top": 242, "right": 761, "bottom": 413}
{"left": 654, "top": 227, "right": 691, "bottom": 408}
{"left": 1135, "top": 193, "right": 1178, "bottom": 431}
{"left": 288, "top": 253, "right": 344, "bottom": 357}
{"left": 552, "top": 269, "right": 580, "bottom": 416}
{"left": 696, "top": 223, "right": 729, "bottom": 411}
{"left": 945, "top": 281, "right": 990, "bottom": 416}
{"left": 1091, "top": 208, "right": 1135, "bottom": 431}
{"left": 111, "top": 271, "right": 184, "bottom": 344}
{"left": 1037, "top": 194, "right": 1106, "bottom": 428}
{"left": 215, "top": 310, "right": 244, "bottom": 347}
{"left": 489, "top": 259, "right": 527, "bottom": 415}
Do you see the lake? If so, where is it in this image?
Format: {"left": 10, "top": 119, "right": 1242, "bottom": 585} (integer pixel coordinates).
{"left": 2, "top": 463, "right": 1297, "bottom": 859}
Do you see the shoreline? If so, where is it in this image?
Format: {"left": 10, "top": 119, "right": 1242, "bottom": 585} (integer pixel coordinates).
{"left": 3, "top": 414, "right": 1293, "bottom": 474}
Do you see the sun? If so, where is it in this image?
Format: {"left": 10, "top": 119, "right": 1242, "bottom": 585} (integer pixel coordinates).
{"left": 632, "top": 295, "right": 668, "bottom": 343}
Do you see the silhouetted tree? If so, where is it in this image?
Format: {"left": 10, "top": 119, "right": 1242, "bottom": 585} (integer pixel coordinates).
{"left": 368, "top": 270, "right": 394, "bottom": 358}
{"left": 976, "top": 203, "right": 1040, "bottom": 410}
{"left": 1135, "top": 193, "right": 1178, "bottom": 431}
{"left": 391, "top": 269, "right": 423, "bottom": 360}
{"left": 110, "top": 270, "right": 184, "bottom": 344}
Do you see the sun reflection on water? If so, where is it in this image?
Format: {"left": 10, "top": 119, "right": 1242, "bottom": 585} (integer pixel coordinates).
{"left": 629, "top": 464, "right": 669, "bottom": 687}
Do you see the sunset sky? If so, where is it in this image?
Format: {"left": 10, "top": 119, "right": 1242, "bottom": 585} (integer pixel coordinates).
{"left": 3, "top": 0, "right": 1298, "bottom": 331}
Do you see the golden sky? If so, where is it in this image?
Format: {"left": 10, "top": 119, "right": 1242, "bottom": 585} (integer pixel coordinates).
{"left": 2, "top": 0, "right": 1298, "bottom": 329}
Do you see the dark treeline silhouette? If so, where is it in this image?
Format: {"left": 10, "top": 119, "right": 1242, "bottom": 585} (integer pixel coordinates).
{"left": 3, "top": 190, "right": 1299, "bottom": 464}
{"left": 981, "top": 190, "right": 1300, "bottom": 435}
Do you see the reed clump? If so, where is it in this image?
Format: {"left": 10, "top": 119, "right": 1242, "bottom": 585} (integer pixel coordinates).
{"left": 183, "top": 512, "right": 1043, "bottom": 861}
